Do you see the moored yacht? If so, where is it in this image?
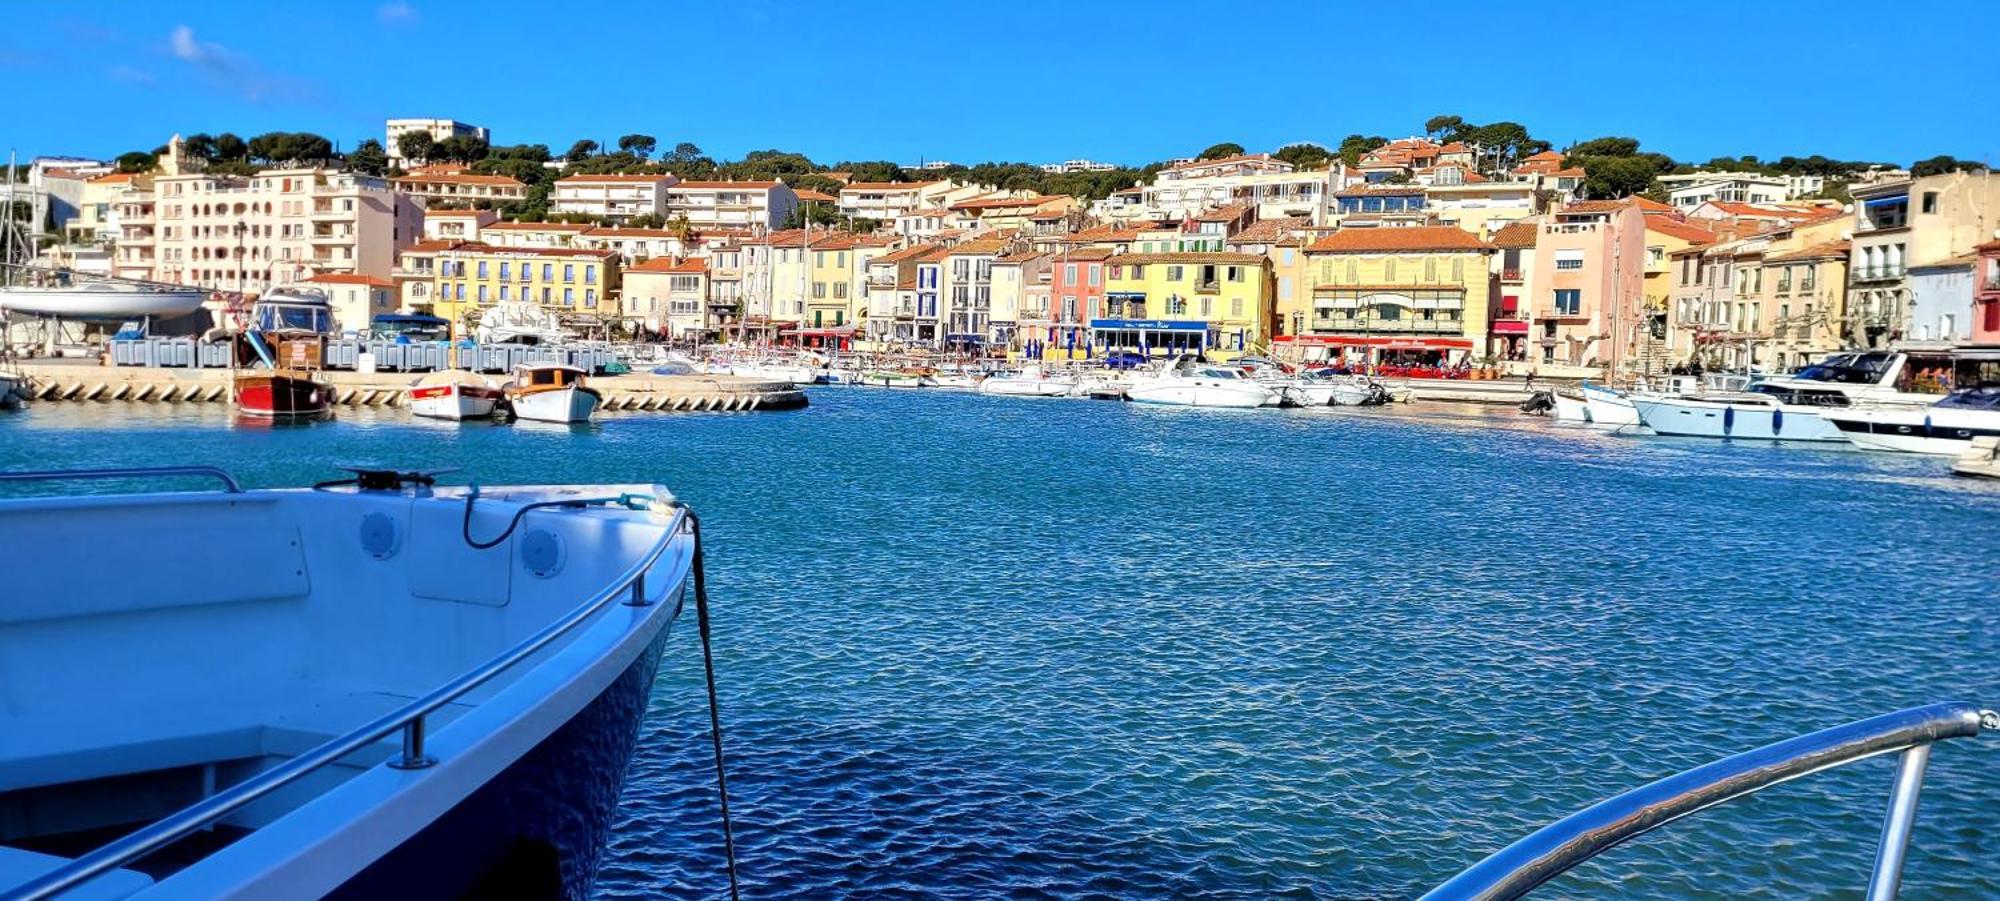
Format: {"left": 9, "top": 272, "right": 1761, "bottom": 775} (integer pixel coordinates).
{"left": 975, "top": 365, "right": 1074, "bottom": 397}
{"left": 1125, "top": 356, "right": 1276, "bottom": 408}
{"left": 1821, "top": 385, "right": 2000, "bottom": 454}
{"left": 0, "top": 466, "right": 702, "bottom": 900}
{"left": 1631, "top": 385, "right": 1850, "bottom": 443}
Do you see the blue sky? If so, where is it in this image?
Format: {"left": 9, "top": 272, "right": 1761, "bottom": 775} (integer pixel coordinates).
{"left": 4, "top": 1, "right": 1994, "bottom": 169}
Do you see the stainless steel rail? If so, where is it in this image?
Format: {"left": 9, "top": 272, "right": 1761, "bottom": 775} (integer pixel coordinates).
{"left": 0, "top": 465, "right": 244, "bottom": 493}
{"left": 1423, "top": 702, "right": 1993, "bottom": 901}
{"left": 8, "top": 501, "right": 690, "bottom": 901}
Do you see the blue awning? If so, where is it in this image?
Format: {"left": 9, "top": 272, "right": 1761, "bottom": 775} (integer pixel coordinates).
{"left": 1089, "top": 319, "right": 1209, "bottom": 331}
{"left": 1863, "top": 196, "right": 1908, "bottom": 207}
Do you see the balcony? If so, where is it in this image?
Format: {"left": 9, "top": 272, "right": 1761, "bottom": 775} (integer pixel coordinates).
{"left": 1850, "top": 266, "right": 1905, "bottom": 284}
{"left": 1501, "top": 268, "right": 1523, "bottom": 282}
{"left": 1310, "top": 317, "right": 1465, "bottom": 334}
{"left": 1194, "top": 279, "right": 1220, "bottom": 293}
{"left": 310, "top": 204, "right": 347, "bottom": 220}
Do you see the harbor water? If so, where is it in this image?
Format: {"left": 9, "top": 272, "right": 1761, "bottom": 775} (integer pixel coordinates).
{"left": 2, "top": 392, "right": 1995, "bottom": 898}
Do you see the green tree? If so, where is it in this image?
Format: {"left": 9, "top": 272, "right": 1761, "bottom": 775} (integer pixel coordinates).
{"left": 1335, "top": 134, "right": 1388, "bottom": 167}
{"left": 670, "top": 142, "right": 702, "bottom": 163}
{"left": 348, "top": 139, "right": 390, "bottom": 175}
{"left": 397, "top": 131, "right": 435, "bottom": 165}
{"left": 1424, "top": 115, "right": 1465, "bottom": 141}
{"left": 625, "top": 213, "right": 666, "bottom": 228}
{"left": 1197, "top": 142, "right": 1245, "bottom": 160}
{"left": 617, "top": 134, "right": 657, "bottom": 159}
{"left": 1273, "top": 143, "right": 1331, "bottom": 168}
{"left": 432, "top": 134, "right": 490, "bottom": 164}
{"left": 565, "top": 140, "right": 598, "bottom": 162}
{"left": 1566, "top": 136, "right": 1641, "bottom": 158}
{"left": 1576, "top": 155, "right": 1662, "bottom": 198}
{"left": 1910, "top": 155, "right": 1988, "bottom": 177}
{"left": 213, "top": 132, "right": 248, "bottom": 161}
{"left": 115, "top": 151, "right": 156, "bottom": 173}
{"left": 183, "top": 133, "right": 217, "bottom": 161}
{"left": 834, "top": 160, "right": 903, "bottom": 183}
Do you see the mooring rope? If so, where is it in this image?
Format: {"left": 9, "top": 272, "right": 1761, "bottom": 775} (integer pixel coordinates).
{"left": 681, "top": 506, "right": 742, "bottom": 900}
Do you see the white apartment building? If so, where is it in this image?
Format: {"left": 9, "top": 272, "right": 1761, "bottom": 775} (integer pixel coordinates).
{"left": 837, "top": 181, "right": 982, "bottom": 221}
{"left": 392, "top": 171, "right": 527, "bottom": 206}
{"left": 1141, "top": 170, "right": 1336, "bottom": 222}
{"left": 115, "top": 167, "right": 420, "bottom": 295}
{"left": 385, "top": 119, "right": 490, "bottom": 164}
{"left": 665, "top": 180, "right": 798, "bottom": 230}
{"left": 1039, "top": 159, "right": 1118, "bottom": 173}
{"left": 422, "top": 209, "right": 495, "bottom": 243}
{"left": 552, "top": 174, "right": 675, "bottom": 222}
{"left": 1152, "top": 154, "right": 1294, "bottom": 182}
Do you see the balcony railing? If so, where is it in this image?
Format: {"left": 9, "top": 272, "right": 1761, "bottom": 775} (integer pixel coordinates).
{"left": 1851, "top": 266, "right": 1905, "bottom": 283}
{"left": 1501, "top": 268, "right": 1523, "bottom": 281}
{"left": 1311, "top": 317, "right": 1465, "bottom": 333}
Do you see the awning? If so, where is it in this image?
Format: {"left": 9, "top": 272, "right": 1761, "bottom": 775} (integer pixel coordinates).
{"left": 1274, "top": 335, "right": 1474, "bottom": 349}
{"left": 780, "top": 326, "right": 859, "bottom": 337}
{"left": 1492, "top": 320, "right": 1529, "bottom": 335}
{"left": 1089, "top": 319, "right": 1208, "bottom": 331}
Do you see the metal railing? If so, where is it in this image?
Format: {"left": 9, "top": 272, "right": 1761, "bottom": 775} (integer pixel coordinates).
{"left": 0, "top": 465, "right": 243, "bottom": 493}
{"left": 1422, "top": 702, "right": 1993, "bottom": 901}
{"left": 8, "top": 485, "right": 689, "bottom": 901}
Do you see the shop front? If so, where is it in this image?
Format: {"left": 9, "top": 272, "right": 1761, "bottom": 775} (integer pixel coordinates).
{"left": 1273, "top": 334, "right": 1475, "bottom": 368}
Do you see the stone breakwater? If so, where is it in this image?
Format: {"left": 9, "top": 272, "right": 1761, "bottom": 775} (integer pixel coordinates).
{"left": 5, "top": 363, "right": 809, "bottom": 413}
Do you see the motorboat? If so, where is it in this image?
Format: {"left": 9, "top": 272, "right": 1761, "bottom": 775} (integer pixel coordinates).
{"left": 1579, "top": 381, "right": 1639, "bottom": 426}
{"left": 1952, "top": 436, "right": 2000, "bottom": 478}
{"left": 1550, "top": 390, "right": 1592, "bottom": 421}
{"left": 1630, "top": 384, "right": 1849, "bottom": 443}
{"left": 475, "top": 303, "right": 572, "bottom": 346}
{"left": 0, "top": 277, "right": 208, "bottom": 322}
{"left": 505, "top": 363, "right": 602, "bottom": 423}
{"left": 858, "top": 368, "right": 934, "bottom": 388}
{"left": 0, "top": 466, "right": 698, "bottom": 900}
{"left": 929, "top": 367, "right": 985, "bottom": 390}
{"left": 0, "top": 370, "right": 27, "bottom": 409}
{"left": 1125, "top": 356, "right": 1276, "bottom": 408}
{"left": 234, "top": 287, "right": 334, "bottom": 421}
{"left": 1821, "top": 385, "right": 2000, "bottom": 455}
{"left": 1331, "top": 375, "right": 1391, "bottom": 407}
{"left": 976, "top": 366, "right": 1073, "bottom": 397}
{"left": 409, "top": 370, "right": 503, "bottom": 421}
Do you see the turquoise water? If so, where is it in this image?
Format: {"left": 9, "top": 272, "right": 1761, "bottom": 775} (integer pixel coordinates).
{"left": 3, "top": 392, "right": 1996, "bottom": 898}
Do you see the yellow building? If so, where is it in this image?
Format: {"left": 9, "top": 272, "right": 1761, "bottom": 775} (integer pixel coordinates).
{"left": 1099, "top": 252, "right": 1273, "bottom": 358}
{"left": 806, "top": 235, "right": 860, "bottom": 330}
{"left": 429, "top": 243, "right": 620, "bottom": 329}
{"left": 1294, "top": 226, "right": 1495, "bottom": 366}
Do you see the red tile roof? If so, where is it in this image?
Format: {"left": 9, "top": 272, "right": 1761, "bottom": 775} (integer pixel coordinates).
{"left": 840, "top": 181, "right": 940, "bottom": 192}
{"left": 395, "top": 173, "right": 524, "bottom": 188}
{"left": 305, "top": 273, "right": 395, "bottom": 288}
{"left": 1645, "top": 218, "right": 1718, "bottom": 244}
{"left": 1489, "top": 221, "right": 1539, "bottom": 249}
{"left": 628, "top": 257, "right": 708, "bottom": 273}
{"left": 1308, "top": 226, "right": 1493, "bottom": 253}
{"left": 556, "top": 173, "right": 671, "bottom": 184}
{"left": 583, "top": 227, "right": 678, "bottom": 238}
{"left": 1165, "top": 153, "right": 1288, "bottom": 172}
{"left": 794, "top": 188, "right": 838, "bottom": 202}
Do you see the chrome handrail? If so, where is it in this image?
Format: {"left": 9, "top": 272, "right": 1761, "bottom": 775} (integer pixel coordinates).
{"left": 0, "top": 465, "right": 244, "bottom": 494}
{"left": 1423, "top": 702, "right": 1993, "bottom": 901}
{"left": 10, "top": 501, "right": 690, "bottom": 901}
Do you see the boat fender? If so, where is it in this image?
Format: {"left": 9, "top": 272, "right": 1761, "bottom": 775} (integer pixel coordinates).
{"left": 1723, "top": 405, "right": 1735, "bottom": 436}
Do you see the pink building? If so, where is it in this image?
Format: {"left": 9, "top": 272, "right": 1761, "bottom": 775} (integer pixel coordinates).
{"left": 1048, "top": 246, "right": 1112, "bottom": 352}
{"left": 1529, "top": 200, "right": 1647, "bottom": 371}
{"left": 1975, "top": 240, "right": 2000, "bottom": 344}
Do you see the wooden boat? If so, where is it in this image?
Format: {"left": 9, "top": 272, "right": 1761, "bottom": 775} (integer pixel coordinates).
{"left": 409, "top": 370, "right": 502, "bottom": 421}
{"left": 234, "top": 369, "right": 330, "bottom": 419}
{"left": 505, "top": 363, "right": 601, "bottom": 423}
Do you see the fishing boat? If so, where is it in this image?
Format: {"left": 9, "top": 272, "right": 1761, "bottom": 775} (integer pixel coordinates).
{"left": 975, "top": 365, "right": 1073, "bottom": 397}
{"left": 233, "top": 287, "right": 334, "bottom": 421}
{"left": 505, "top": 363, "right": 601, "bottom": 423}
{"left": 0, "top": 278, "right": 208, "bottom": 322}
{"left": 1821, "top": 385, "right": 2000, "bottom": 454}
{"left": 409, "top": 370, "right": 504, "bottom": 421}
{"left": 0, "top": 466, "right": 705, "bottom": 900}
{"left": 858, "top": 367, "right": 934, "bottom": 388}
{"left": 1125, "top": 356, "right": 1275, "bottom": 408}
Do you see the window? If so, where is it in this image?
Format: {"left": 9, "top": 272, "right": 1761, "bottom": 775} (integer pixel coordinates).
{"left": 834, "top": 282, "right": 848, "bottom": 299}
{"left": 1167, "top": 265, "right": 1184, "bottom": 280}
{"left": 1065, "top": 263, "right": 1078, "bottom": 284}
{"left": 1229, "top": 266, "right": 1244, "bottom": 282}
{"left": 812, "top": 281, "right": 826, "bottom": 299}
{"left": 1062, "top": 296, "right": 1077, "bottom": 321}
{"left": 1802, "top": 266, "right": 1815, "bottom": 291}
{"left": 477, "top": 285, "right": 487, "bottom": 303}
{"left": 1921, "top": 191, "right": 1938, "bottom": 214}
{"left": 1231, "top": 298, "right": 1244, "bottom": 317}
{"left": 542, "top": 263, "right": 553, "bottom": 281}
{"left": 1346, "top": 259, "right": 1359, "bottom": 282}
{"left": 1384, "top": 260, "right": 1397, "bottom": 281}
{"left": 1424, "top": 258, "right": 1438, "bottom": 281}
{"left": 499, "top": 285, "right": 510, "bottom": 301}
{"left": 1130, "top": 265, "right": 1143, "bottom": 279}
{"left": 1553, "top": 289, "right": 1581, "bottom": 315}
{"left": 563, "top": 264, "right": 574, "bottom": 283}
{"left": 1088, "top": 264, "right": 1101, "bottom": 286}
{"left": 1200, "top": 297, "right": 1212, "bottom": 317}
{"left": 585, "top": 289, "right": 597, "bottom": 308}
{"left": 477, "top": 261, "right": 489, "bottom": 278}
{"left": 499, "top": 262, "right": 510, "bottom": 280}
{"left": 585, "top": 265, "right": 596, "bottom": 284}
{"left": 563, "top": 288, "right": 574, "bottom": 306}
{"left": 1555, "top": 250, "right": 1584, "bottom": 270}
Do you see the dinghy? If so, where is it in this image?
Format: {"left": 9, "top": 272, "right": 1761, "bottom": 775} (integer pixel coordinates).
{"left": 0, "top": 466, "right": 708, "bottom": 900}
{"left": 409, "top": 370, "right": 503, "bottom": 421}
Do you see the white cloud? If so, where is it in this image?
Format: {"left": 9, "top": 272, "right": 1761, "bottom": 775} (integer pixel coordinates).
{"left": 164, "top": 25, "right": 314, "bottom": 104}
{"left": 378, "top": 2, "right": 418, "bottom": 25}
{"left": 168, "top": 25, "right": 216, "bottom": 65}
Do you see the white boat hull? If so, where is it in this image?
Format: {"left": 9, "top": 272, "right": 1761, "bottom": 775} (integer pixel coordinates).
{"left": 978, "top": 378, "right": 1074, "bottom": 397}
{"left": 1283, "top": 384, "right": 1339, "bottom": 406}
{"left": 1632, "top": 397, "right": 1847, "bottom": 442}
{"left": 1822, "top": 407, "right": 2000, "bottom": 455}
{"left": 1126, "top": 382, "right": 1272, "bottom": 408}
{"left": 1581, "top": 385, "right": 1640, "bottom": 426}
{"left": 511, "top": 386, "right": 600, "bottom": 423}
{"left": 1551, "top": 392, "right": 1591, "bottom": 421}
{"left": 410, "top": 382, "right": 501, "bottom": 421}
{"left": 0, "top": 285, "right": 208, "bottom": 321}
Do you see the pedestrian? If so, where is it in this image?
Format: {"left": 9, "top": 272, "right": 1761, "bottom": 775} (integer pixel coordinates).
{"left": 1525, "top": 371, "right": 1536, "bottom": 390}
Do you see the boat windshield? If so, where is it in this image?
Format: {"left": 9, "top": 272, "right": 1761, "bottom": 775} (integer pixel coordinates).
{"left": 1197, "top": 368, "right": 1242, "bottom": 379}
{"left": 1792, "top": 352, "right": 1892, "bottom": 385}
{"left": 1937, "top": 385, "right": 2000, "bottom": 410}
{"left": 1751, "top": 384, "right": 1851, "bottom": 407}
{"left": 256, "top": 302, "right": 334, "bottom": 335}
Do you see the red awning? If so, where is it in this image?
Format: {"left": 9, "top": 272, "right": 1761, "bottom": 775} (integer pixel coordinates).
{"left": 1274, "top": 335, "right": 1474, "bottom": 349}
{"left": 1492, "top": 320, "right": 1529, "bottom": 335}
{"left": 781, "top": 326, "right": 860, "bottom": 337}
